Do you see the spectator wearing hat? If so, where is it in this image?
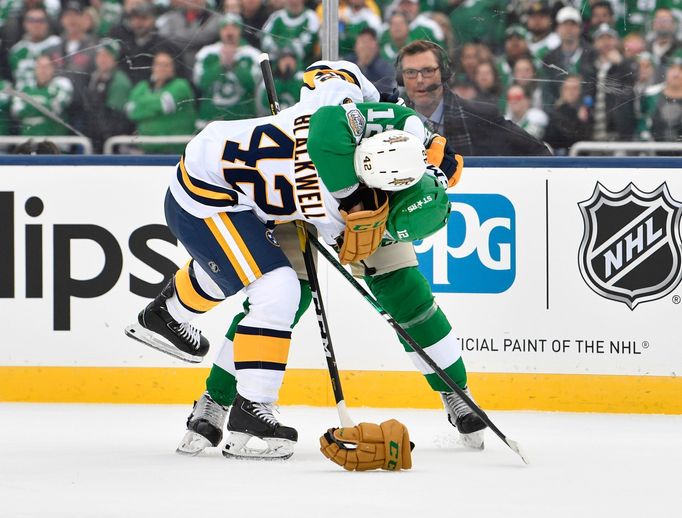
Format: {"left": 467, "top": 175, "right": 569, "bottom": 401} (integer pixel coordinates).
{"left": 56, "top": 1, "right": 97, "bottom": 134}
{"left": 637, "top": 52, "right": 682, "bottom": 144}
{"left": 157, "top": 0, "right": 221, "bottom": 72}
{"left": 256, "top": 49, "right": 302, "bottom": 115}
{"left": 544, "top": 74, "right": 593, "bottom": 155}
{"left": 397, "top": 39, "right": 551, "bottom": 155}
{"left": 524, "top": 0, "right": 560, "bottom": 63}
{"left": 504, "top": 84, "right": 548, "bottom": 140}
{"left": 540, "top": 6, "right": 596, "bottom": 105}
{"left": 9, "top": 6, "right": 62, "bottom": 89}
{"left": 85, "top": 38, "right": 133, "bottom": 151}
{"left": 193, "top": 13, "right": 260, "bottom": 127}
{"left": 497, "top": 25, "right": 531, "bottom": 89}
{"left": 590, "top": 22, "right": 637, "bottom": 141}
{"left": 347, "top": 27, "right": 395, "bottom": 93}
{"left": 108, "top": 1, "right": 177, "bottom": 86}
{"left": 261, "top": 0, "right": 320, "bottom": 65}
{"left": 379, "top": 11, "right": 411, "bottom": 62}
{"left": 648, "top": 8, "right": 681, "bottom": 83}
{"left": 11, "top": 54, "right": 73, "bottom": 136}
{"left": 125, "top": 49, "right": 197, "bottom": 153}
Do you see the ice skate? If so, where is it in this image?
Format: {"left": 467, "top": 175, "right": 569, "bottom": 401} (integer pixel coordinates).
{"left": 222, "top": 394, "right": 297, "bottom": 460}
{"left": 176, "top": 392, "right": 229, "bottom": 456}
{"left": 124, "top": 278, "right": 209, "bottom": 363}
{"left": 441, "top": 388, "right": 487, "bottom": 450}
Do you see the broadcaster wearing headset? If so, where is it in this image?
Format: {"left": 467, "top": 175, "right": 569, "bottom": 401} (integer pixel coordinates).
{"left": 397, "top": 40, "right": 552, "bottom": 156}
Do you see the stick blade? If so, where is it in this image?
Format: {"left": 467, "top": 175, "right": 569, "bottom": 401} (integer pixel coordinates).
{"left": 505, "top": 437, "right": 530, "bottom": 465}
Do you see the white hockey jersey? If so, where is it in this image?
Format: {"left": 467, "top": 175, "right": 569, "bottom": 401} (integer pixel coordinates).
{"left": 169, "top": 60, "right": 380, "bottom": 245}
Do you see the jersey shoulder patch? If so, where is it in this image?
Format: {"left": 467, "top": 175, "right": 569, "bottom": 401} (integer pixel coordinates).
{"left": 343, "top": 104, "right": 366, "bottom": 140}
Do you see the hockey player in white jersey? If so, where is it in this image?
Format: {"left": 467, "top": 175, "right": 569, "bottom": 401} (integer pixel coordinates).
{"left": 164, "top": 62, "right": 487, "bottom": 463}
{"left": 125, "top": 61, "right": 440, "bottom": 460}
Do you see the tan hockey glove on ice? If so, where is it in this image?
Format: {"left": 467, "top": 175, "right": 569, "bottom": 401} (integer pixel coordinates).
{"left": 338, "top": 188, "right": 389, "bottom": 265}
{"left": 426, "top": 134, "right": 463, "bottom": 188}
{"left": 319, "top": 419, "right": 413, "bottom": 471}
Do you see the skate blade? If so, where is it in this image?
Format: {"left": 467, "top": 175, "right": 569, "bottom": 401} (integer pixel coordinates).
{"left": 124, "top": 324, "right": 203, "bottom": 364}
{"left": 460, "top": 430, "right": 485, "bottom": 450}
{"left": 222, "top": 432, "right": 295, "bottom": 460}
{"left": 176, "top": 431, "right": 214, "bottom": 456}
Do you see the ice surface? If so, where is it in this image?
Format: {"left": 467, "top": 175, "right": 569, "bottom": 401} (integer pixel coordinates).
{"left": 0, "top": 404, "right": 680, "bottom": 517}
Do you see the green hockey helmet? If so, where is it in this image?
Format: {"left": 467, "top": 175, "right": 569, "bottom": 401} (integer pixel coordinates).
{"left": 386, "top": 175, "right": 451, "bottom": 242}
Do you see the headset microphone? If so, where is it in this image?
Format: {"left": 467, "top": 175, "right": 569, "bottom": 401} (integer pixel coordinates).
{"left": 424, "top": 83, "right": 442, "bottom": 92}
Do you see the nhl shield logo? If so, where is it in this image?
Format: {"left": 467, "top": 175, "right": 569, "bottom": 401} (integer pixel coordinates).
{"left": 578, "top": 182, "right": 682, "bottom": 309}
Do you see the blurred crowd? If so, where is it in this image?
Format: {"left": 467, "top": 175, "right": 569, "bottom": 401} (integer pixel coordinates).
{"left": 0, "top": 0, "right": 681, "bottom": 154}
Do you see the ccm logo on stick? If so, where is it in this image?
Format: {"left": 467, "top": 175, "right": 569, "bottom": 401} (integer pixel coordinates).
{"left": 414, "top": 194, "right": 516, "bottom": 293}
{"left": 0, "top": 192, "right": 178, "bottom": 330}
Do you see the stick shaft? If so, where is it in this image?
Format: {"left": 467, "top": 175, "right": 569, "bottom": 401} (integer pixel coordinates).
{"left": 258, "top": 53, "right": 353, "bottom": 427}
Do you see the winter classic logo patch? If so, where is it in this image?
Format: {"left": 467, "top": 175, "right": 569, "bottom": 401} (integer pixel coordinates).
{"left": 578, "top": 183, "right": 682, "bottom": 309}
{"left": 345, "top": 108, "right": 366, "bottom": 139}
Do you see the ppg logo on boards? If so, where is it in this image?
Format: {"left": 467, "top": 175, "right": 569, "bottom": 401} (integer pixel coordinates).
{"left": 578, "top": 183, "right": 682, "bottom": 309}
{"left": 414, "top": 194, "right": 516, "bottom": 293}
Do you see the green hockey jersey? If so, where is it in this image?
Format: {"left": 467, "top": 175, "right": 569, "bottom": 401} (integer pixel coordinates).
{"left": 261, "top": 9, "right": 320, "bottom": 64}
{"left": 11, "top": 76, "right": 73, "bottom": 136}
{"left": 126, "top": 77, "right": 197, "bottom": 153}
{"left": 193, "top": 43, "right": 260, "bottom": 127}
{"left": 9, "top": 35, "right": 62, "bottom": 89}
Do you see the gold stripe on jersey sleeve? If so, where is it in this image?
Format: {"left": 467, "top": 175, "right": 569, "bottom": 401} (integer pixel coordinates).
{"left": 233, "top": 333, "right": 291, "bottom": 365}
{"left": 174, "top": 261, "right": 220, "bottom": 313}
{"left": 180, "top": 158, "right": 234, "bottom": 201}
{"left": 217, "top": 212, "right": 262, "bottom": 279}
{"left": 203, "top": 217, "right": 249, "bottom": 286}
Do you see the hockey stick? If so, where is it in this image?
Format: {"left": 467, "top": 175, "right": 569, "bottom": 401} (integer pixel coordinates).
{"left": 306, "top": 232, "right": 529, "bottom": 464}
{"left": 258, "top": 53, "right": 355, "bottom": 428}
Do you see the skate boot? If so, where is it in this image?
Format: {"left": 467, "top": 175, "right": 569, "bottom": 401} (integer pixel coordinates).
{"left": 441, "top": 387, "right": 487, "bottom": 450}
{"left": 223, "top": 394, "right": 298, "bottom": 460}
{"left": 124, "top": 278, "right": 209, "bottom": 363}
{"left": 176, "top": 391, "right": 229, "bottom": 456}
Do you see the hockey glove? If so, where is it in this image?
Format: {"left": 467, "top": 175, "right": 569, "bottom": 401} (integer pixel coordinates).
{"left": 338, "top": 188, "right": 389, "bottom": 265}
{"left": 319, "top": 419, "right": 413, "bottom": 471}
{"left": 426, "top": 134, "right": 463, "bottom": 188}
{"left": 379, "top": 88, "right": 405, "bottom": 106}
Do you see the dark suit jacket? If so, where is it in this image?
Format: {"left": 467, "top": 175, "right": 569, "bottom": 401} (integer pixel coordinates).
{"left": 407, "top": 90, "right": 551, "bottom": 156}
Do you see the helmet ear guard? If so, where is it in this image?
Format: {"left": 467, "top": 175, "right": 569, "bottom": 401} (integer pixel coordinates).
{"left": 386, "top": 175, "right": 451, "bottom": 242}
{"left": 354, "top": 130, "right": 427, "bottom": 191}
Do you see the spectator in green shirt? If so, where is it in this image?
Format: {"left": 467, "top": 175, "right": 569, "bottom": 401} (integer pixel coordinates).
{"left": 11, "top": 54, "right": 74, "bottom": 136}
{"left": 125, "top": 50, "right": 197, "bottom": 154}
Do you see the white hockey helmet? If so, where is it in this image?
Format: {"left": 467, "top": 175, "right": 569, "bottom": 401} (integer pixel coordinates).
{"left": 354, "top": 129, "right": 427, "bottom": 191}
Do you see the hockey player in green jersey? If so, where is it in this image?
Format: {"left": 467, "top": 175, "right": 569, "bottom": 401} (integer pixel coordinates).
{"left": 162, "top": 63, "right": 486, "bottom": 462}
{"left": 194, "top": 14, "right": 260, "bottom": 128}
